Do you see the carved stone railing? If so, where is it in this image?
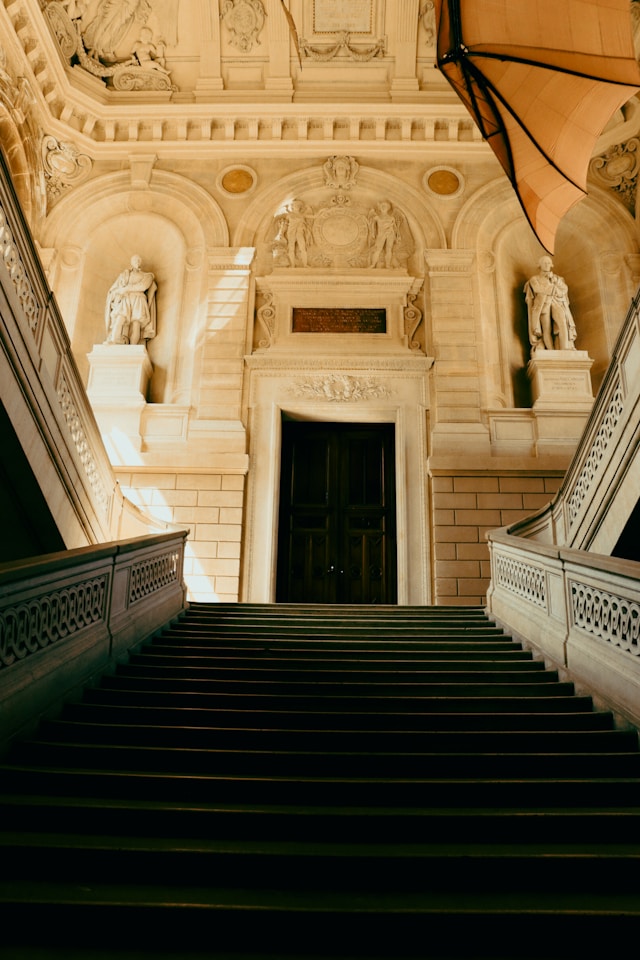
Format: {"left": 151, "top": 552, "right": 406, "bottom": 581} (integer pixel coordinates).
{"left": 0, "top": 146, "right": 121, "bottom": 546}
{"left": 486, "top": 288, "right": 640, "bottom": 727}
{"left": 487, "top": 531, "right": 640, "bottom": 728}
{"left": 0, "top": 532, "right": 187, "bottom": 748}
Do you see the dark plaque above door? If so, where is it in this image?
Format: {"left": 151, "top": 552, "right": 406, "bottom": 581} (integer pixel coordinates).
{"left": 292, "top": 307, "right": 386, "bottom": 334}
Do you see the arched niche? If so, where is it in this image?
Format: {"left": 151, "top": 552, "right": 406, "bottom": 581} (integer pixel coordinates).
{"left": 453, "top": 177, "right": 639, "bottom": 408}
{"left": 39, "top": 170, "right": 229, "bottom": 404}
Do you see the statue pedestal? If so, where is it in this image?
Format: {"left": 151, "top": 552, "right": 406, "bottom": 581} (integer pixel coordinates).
{"left": 528, "top": 350, "right": 594, "bottom": 410}
{"left": 527, "top": 350, "right": 594, "bottom": 456}
{"left": 87, "top": 344, "right": 153, "bottom": 452}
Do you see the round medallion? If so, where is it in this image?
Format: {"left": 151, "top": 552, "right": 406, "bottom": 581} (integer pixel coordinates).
{"left": 217, "top": 165, "right": 257, "bottom": 197}
{"left": 424, "top": 166, "right": 465, "bottom": 200}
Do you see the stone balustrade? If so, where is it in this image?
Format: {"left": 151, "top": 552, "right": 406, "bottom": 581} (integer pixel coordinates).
{"left": 486, "top": 290, "right": 640, "bottom": 726}
{"left": 0, "top": 532, "right": 188, "bottom": 748}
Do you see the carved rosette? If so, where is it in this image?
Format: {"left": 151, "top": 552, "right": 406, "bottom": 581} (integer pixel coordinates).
{"left": 42, "top": 134, "right": 92, "bottom": 201}
{"left": 221, "top": 0, "right": 266, "bottom": 52}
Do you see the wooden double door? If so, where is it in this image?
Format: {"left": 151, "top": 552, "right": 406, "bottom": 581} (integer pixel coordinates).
{"left": 276, "top": 421, "right": 397, "bottom": 604}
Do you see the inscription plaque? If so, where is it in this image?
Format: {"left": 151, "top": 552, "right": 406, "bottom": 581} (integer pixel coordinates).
{"left": 314, "top": 0, "right": 373, "bottom": 34}
{"left": 292, "top": 307, "right": 386, "bottom": 334}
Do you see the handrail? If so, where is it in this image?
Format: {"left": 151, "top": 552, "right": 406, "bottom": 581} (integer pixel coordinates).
{"left": 0, "top": 531, "right": 188, "bottom": 748}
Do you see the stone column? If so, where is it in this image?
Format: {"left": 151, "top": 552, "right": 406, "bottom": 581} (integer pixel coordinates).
{"left": 193, "top": 248, "right": 255, "bottom": 422}
{"left": 390, "top": 0, "right": 420, "bottom": 98}
{"left": 265, "top": 0, "right": 294, "bottom": 97}
{"left": 424, "top": 249, "right": 490, "bottom": 455}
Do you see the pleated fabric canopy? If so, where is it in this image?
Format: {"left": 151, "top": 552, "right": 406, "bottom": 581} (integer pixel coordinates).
{"left": 435, "top": 0, "right": 640, "bottom": 252}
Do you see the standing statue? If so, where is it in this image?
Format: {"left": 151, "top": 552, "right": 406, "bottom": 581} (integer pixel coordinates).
{"left": 104, "top": 254, "right": 157, "bottom": 345}
{"left": 368, "top": 201, "right": 398, "bottom": 268}
{"left": 275, "top": 199, "right": 313, "bottom": 267}
{"left": 524, "top": 255, "right": 577, "bottom": 354}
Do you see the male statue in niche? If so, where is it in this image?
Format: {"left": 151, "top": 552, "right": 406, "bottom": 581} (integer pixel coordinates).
{"left": 524, "top": 255, "right": 577, "bottom": 355}
{"left": 104, "top": 254, "right": 157, "bottom": 345}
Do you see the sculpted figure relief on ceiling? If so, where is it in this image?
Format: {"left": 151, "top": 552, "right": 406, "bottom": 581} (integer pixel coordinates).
{"left": 45, "top": 0, "right": 178, "bottom": 91}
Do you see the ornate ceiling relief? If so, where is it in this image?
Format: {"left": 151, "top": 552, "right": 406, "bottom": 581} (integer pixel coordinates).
{"left": 44, "top": 1, "right": 177, "bottom": 92}
{"left": 269, "top": 162, "right": 415, "bottom": 270}
{"left": 221, "top": 0, "right": 266, "bottom": 52}
{"left": 590, "top": 139, "right": 640, "bottom": 213}
{"left": 41, "top": 135, "right": 92, "bottom": 203}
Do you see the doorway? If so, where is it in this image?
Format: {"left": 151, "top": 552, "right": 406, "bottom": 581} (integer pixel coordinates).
{"left": 276, "top": 420, "right": 397, "bottom": 604}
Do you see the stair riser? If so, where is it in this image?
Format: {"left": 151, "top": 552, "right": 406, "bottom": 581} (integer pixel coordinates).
{"left": 86, "top": 687, "right": 598, "bottom": 713}
{"left": 64, "top": 703, "right": 616, "bottom": 732}
{"left": 0, "top": 902, "right": 638, "bottom": 956}
{"left": 4, "top": 845, "right": 639, "bottom": 892}
{"left": 5, "top": 766, "right": 640, "bottom": 806}
{"left": 39, "top": 721, "right": 636, "bottom": 754}
{"left": 16, "top": 742, "right": 640, "bottom": 778}
{"left": 2, "top": 801, "right": 639, "bottom": 844}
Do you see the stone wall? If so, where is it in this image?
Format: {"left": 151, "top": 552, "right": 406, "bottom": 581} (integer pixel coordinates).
{"left": 430, "top": 466, "right": 565, "bottom": 605}
{"left": 117, "top": 470, "right": 245, "bottom": 602}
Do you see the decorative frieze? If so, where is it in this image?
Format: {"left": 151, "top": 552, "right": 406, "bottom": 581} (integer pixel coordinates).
{"left": 300, "top": 31, "right": 386, "bottom": 61}
{"left": 289, "top": 374, "right": 392, "bottom": 402}
{"left": 571, "top": 580, "right": 640, "bottom": 656}
{"left": 0, "top": 576, "right": 108, "bottom": 668}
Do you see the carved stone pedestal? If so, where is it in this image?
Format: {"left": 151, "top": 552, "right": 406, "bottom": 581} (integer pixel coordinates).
{"left": 527, "top": 350, "right": 594, "bottom": 456}
{"left": 528, "top": 350, "right": 594, "bottom": 410}
{"left": 87, "top": 344, "right": 153, "bottom": 452}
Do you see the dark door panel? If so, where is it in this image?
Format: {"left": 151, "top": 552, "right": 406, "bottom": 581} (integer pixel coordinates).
{"left": 277, "top": 421, "right": 397, "bottom": 604}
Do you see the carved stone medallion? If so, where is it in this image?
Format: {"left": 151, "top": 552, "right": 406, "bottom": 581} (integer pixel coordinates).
{"left": 221, "top": 0, "right": 266, "bottom": 52}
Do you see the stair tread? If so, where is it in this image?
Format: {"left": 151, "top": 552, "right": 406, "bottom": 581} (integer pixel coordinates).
{"left": 3, "top": 600, "right": 640, "bottom": 956}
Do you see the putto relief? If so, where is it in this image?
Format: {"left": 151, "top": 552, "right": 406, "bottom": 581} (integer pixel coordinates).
{"left": 270, "top": 194, "right": 415, "bottom": 270}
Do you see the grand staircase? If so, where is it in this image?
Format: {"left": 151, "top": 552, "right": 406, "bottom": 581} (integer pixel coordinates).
{"left": 1, "top": 602, "right": 640, "bottom": 958}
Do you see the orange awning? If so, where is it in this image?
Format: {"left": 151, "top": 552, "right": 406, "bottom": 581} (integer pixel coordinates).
{"left": 435, "top": 0, "right": 640, "bottom": 252}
